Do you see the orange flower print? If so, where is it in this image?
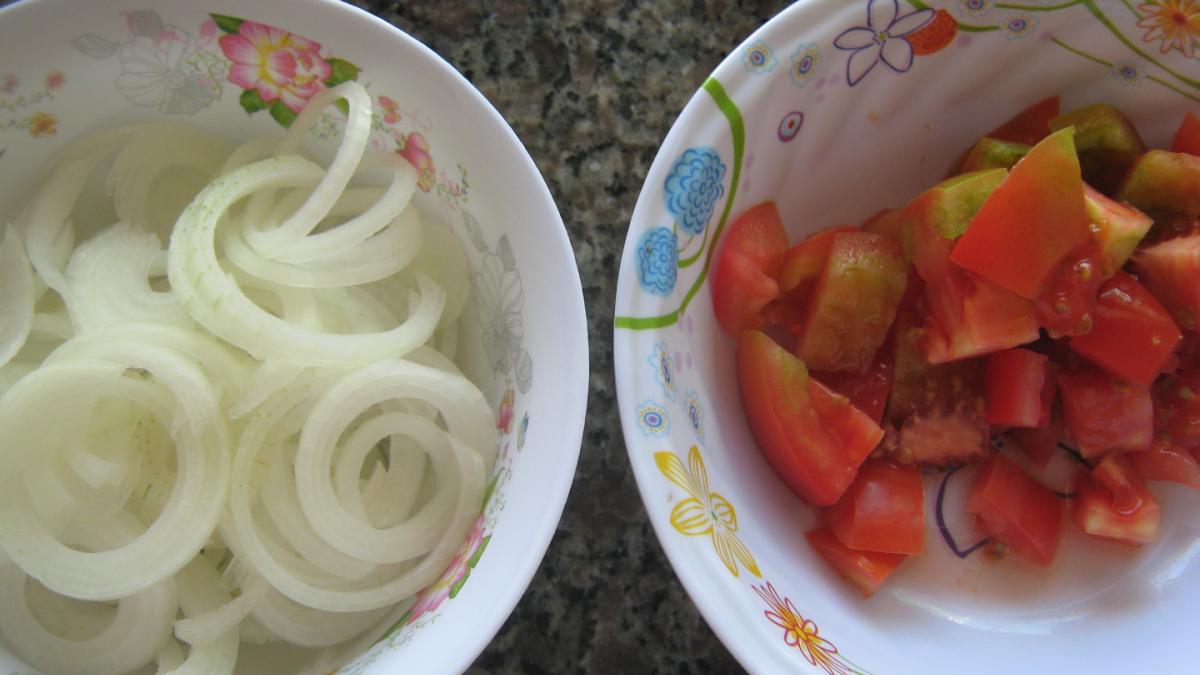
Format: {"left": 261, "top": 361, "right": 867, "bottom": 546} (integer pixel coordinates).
{"left": 27, "top": 112, "right": 57, "bottom": 137}
{"left": 1138, "top": 0, "right": 1200, "bottom": 58}
{"left": 44, "top": 70, "right": 66, "bottom": 91}
{"left": 753, "top": 582, "right": 862, "bottom": 675}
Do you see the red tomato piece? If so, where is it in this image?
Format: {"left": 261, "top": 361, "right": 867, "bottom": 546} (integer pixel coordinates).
{"left": 966, "top": 454, "right": 1064, "bottom": 566}
{"left": 711, "top": 202, "right": 789, "bottom": 338}
{"left": 777, "top": 225, "right": 858, "bottom": 302}
{"left": 1072, "top": 455, "right": 1161, "bottom": 545}
{"left": 1009, "top": 427, "right": 1060, "bottom": 470}
{"left": 1128, "top": 441, "right": 1200, "bottom": 490}
{"left": 1084, "top": 184, "right": 1153, "bottom": 276}
{"left": 1133, "top": 231, "right": 1200, "bottom": 332}
{"left": 737, "top": 330, "right": 883, "bottom": 505}
{"left": 985, "top": 348, "right": 1052, "bottom": 428}
{"left": 1059, "top": 367, "right": 1154, "bottom": 458}
{"left": 813, "top": 345, "right": 893, "bottom": 424}
{"left": 986, "top": 95, "right": 1060, "bottom": 146}
{"left": 1171, "top": 111, "right": 1200, "bottom": 157}
{"left": 951, "top": 128, "right": 1092, "bottom": 301}
{"left": 1033, "top": 244, "right": 1105, "bottom": 337}
{"left": 805, "top": 527, "right": 907, "bottom": 597}
{"left": 824, "top": 462, "right": 925, "bottom": 555}
{"left": 1155, "top": 369, "right": 1200, "bottom": 449}
{"left": 1069, "top": 271, "right": 1182, "bottom": 385}
{"left": 794, "top": 232, "right": 908, "bottom": 374}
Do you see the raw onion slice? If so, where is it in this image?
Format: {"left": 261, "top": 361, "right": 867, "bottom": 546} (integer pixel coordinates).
{"left": 0, "top": 226, "right": 34, "bottom": 369}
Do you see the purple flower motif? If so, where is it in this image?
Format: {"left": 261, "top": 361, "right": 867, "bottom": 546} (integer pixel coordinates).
{"left": 833, "top": 0, "right": 935, "bottom": 86}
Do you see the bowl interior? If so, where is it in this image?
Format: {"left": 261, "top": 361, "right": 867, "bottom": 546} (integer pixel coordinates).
{"left": 616, "top": 1, "right": 1200, "bottom": 673}
{"left": 0, "top": 0, "right": 587, "bottom": 673}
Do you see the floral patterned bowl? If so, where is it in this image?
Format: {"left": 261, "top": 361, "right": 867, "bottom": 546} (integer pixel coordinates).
{"left": 0, "top": 0, "right": 588, "bottom": 673}
{"left": 615, "top": 1, "right": 1200, "bottom": 672}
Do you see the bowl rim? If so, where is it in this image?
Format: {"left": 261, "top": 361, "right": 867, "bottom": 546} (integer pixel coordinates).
{"left": 0, "top": 0, "right": 591, "bottom": 672}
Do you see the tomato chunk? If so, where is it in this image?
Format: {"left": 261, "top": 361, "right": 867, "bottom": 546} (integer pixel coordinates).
{"left": 1049, "top": 103, "right": 1147, "bottom": 193}
{"left": 1084, "top": 184, "right": 1153, "bottom": 276}
{"left": 805, "top": 527, "right": 907, "bottom": 597}
{"left": 813, "top": 345, "right": 893, "bottom": 424}
{"left": 711, "top": 202, "right": 789, "bottom": 337}
{"left": 961, "top": 137, "right": 1029, "bottom": 173}
{"left": 1116, "top": 150, "right": 1200, "bottom": 222}
{"left": 1128, "top": 441, "right": 1200, "bottom": 490}
{"left": 1069, "top": 271, "right": 1181, "bottom": 385}
{"left": 1009, "top": 427, "right": 1060, "bottom": 470}
{"left": 794, "top": 232, "right": 908, "bottom": 374}
{"left": 777, "top": 225, "right": 858, "bottom": 302}
{"left": 1133, "top": 231, "right": 1200, "bottom": 331}
{"left": 1171, "top": 111, "right": 1200, "bottom": 157}
{"left": 951, "top": 128, "right": 1092, "bottom": 301}
{"left": 966, "top": 454, "right": 1063, "bottom": 566}
{"left": 824, "top": 462, "right": 925, "bottom": 555}
{"left": 986, "top": 95, "right": 1059, "bottom": 146}
{"left": 1073, "top": 455, "right": 1161, "bottom": 545}
{"left": 1155, "top": 369, "right": 1200, "bottom": 449}
{"left": 737, "top": 330, "right": 882, "bottom": 505}
{"left": 1059, "top": 367, "right": 1154, "bottom": 458}
{"left": 985, "top": 348, "right": 1053, "bottom": 428}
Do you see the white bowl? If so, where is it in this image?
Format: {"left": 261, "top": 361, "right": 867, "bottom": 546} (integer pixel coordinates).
{"left": 0, "top": 0, "right": 588, "bottom": 672}
{"left": 615, "top": 1, "right": 1200, "bottom": 673}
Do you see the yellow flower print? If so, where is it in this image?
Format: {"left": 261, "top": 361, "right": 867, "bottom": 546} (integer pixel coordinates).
{"left": 1138, "top": 0, "right": 1200, "bottom": 58}
{"left": 654, "top": 445, "right": 760, "bottom": 578}
{"left": 753, "top": 582, "right": 861, "bottom": 675}
{"left": 27, "top": 112, "right": 57, "bottom": 137}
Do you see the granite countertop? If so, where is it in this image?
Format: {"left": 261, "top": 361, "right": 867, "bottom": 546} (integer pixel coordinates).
{"left": 352, "top": 1, "right": 791, "bottom": 672}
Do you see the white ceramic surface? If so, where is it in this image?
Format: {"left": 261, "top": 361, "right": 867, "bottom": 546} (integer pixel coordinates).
{"left": 0, "top": 0, "right": 588, "bottom": 672}
{"left": 615, "top": 1, "right": 1200, "bottom": 673}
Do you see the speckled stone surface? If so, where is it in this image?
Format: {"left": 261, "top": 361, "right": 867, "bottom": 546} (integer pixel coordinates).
{"left": 350, "top": 1, "right": 790, "bottom": 672}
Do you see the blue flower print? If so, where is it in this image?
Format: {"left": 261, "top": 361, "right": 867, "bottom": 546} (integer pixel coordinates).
{"left": 685, "top": 390, "right": 705, "bottom": 444}
{"left": 834, "top": 0, "right": 934, "bottom": 86}
{"left": 649, "top": 341, "right": 677, "bottom": 402}
{"left": 663, "top": 147, "right": 726, "bottom": 236}
{"left": 637, "top": 401, "right": 670, "bottom": 437}
{"left": 743, "top": 39, "right": 779, "bottom": 73}
{"left": 636, "top": 227, "right": 678, "bottom": 296}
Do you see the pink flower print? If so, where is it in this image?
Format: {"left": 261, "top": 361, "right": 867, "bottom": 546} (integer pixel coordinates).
{"left": 198, "top": 19, "right": 218, "bottom": 48}
{"left": 397, "top": 131, "right": 436, "bottom": 191}
{"left": 379, "top": 95, "right": 401, "bottom": 125}
{"left": 44, "top": 70, "right": 65, "bottom": 91}
{"left": 406, "top": 516, "right": 487, "bottom": 624}
{"left": 219, "top": 20, "right": 332, "bottom": 113}
{"left": 496, "top": 388, "right": 515, "bottom": 433}
{"left": 1, "top": 75, "right": 18, "bottom": 94}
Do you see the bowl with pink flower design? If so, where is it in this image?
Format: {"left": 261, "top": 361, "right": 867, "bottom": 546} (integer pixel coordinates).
{"left": 0, "top": 0, "right": 587, "bottom": 673}
{"left": 616, "top": 1, "right": 1200, "bottom": 674}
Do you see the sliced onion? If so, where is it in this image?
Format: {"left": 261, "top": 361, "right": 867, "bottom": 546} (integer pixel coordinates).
{"left": 165, "top": 556, "right": 240, "bottom": 674}
{"left": 0, "top": 226, "right": 34, "bottom": 369}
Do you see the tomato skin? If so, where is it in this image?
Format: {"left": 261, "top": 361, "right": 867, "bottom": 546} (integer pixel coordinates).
{"left": 1069, "top": 271, "right": 1182, "bottom": 386}
{"left": 961, "top": 137, "right": 1029, "bottom": 173}
{"left": 1084, "top": 185, "right": 1153, "bottom": 276}
{"left": 824, "top": 462, "right": 925, "bottom": 555}
{"left": 813, "top": 346, "right": 893, "bottom": 424}
{"left": 1072, "top": 455, "right": 1161, "bottom": 545}
{"left": 985, "top": 348, "right": 1051, "bottom": 428}
{"left": 777, "top": 226, "right": 858, "bottom": 302}
{"left": 1009, "top": 427, "right": 1060, "bottom": 469}
{"left": 1059, "top": 367, "right": 1154, "bottom": 458}
{"left": 1116, "top": 150, "right": 1200, "bottom": 221}
{"left": 737, "top": 330, "right": 882, "bottom": 505}
{"left": 794, "top": 232, "right": 908, "bottom": 374}
{"left": 1049, "top": 103, "right": 1147, "bottom": 194}
{"left": 987, "top": 95, "right": 1060, "bottom": 146}
{"left": 711, "top": 202, "right": 789, "bottom": 337}
{"left": 966, "top": 454, "right": 1064, "bottom": 566}
{"left": 805, "top": 527, "right": 907, "bottom": 597}
{"left": 1128, "top": 441, "right": 1200, "bottom": 490}
{"left": 1155, "top": 369, "right": 1200, "bottom": 449}
{"left": 1133, "top": 232, "right": 1200, "bottom": 332}
{"left": 951, "top": 128, "right": 1092, "bottom": 301}
{"left": 1171, "top": 112, "right": 1200, "bottom": 157}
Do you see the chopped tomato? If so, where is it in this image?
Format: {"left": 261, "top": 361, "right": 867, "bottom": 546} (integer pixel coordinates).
{"left": 1073, "top": 454, "right": 1161, "bottom": 545}
{"left": 966, "top": 454, "right": 1064, "bottom": 566}
{"left": 960, "top": 137, "right": 1030, "bottom": 173}
{"left": 1059, "top": 367, "right": 1154, "bottom": 458}
{"left": 777, "top": 225, "right": 858, "bottom": 304}
{"left": 794, "top": 232, "right": 908, "bottom": 374}
{"left": 813, "top": 346, "right": 893, "bottom": 424}
{"left": 805, "top": 527, "right": 907, "bottom": 597}
{"left": 711, "top": 202, "right": 789, "bottom": 337}
{"left": 985, "top": 348, "right": 1053, "bottom": 428}
{"left": 886, "top": 311, "right": 987, "bottom": 422}
{"left": 1009, "top": 427, "right": 1060, "bottom": 470}
{"left": 1171, "top": 111, "right": 1200, "bottom": 157}
{"left": 1154, "top": 369, "right": 1200, "bottom": 449}
{"left": 894, "top": 410, "right": 989, "bottom": 467}
{"left": 1133, "top": 231, "right": 1200, "bottom": 331}
{"left": 824, "top": 462, "right": 925, "bottom": 555}
{"left": 1049, "top": 103, "right": 1146, "bottom": 193}
{"left": 1083, "top": 184, "right": 1153, "bottom": 276}
{"left": 1128, "top": 441, "right": 1200, "bottom": 490}
{"left": 951, "top": 128, "right": 1092, "bottom": 301}
{"left": 1117, "top": 150, "right": 1200, "bottom": 222}
{"left": 986, "top": 95, "right": 1059, "bottom": 146}
{"left": 737, "top": 330, "right": 882, "bottom": 505}
{"left": 1069, "top": 271, "right": 1182, "bottom": 385}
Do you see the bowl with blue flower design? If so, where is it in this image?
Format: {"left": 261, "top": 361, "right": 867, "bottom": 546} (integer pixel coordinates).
{"left": 615, "top": 1, "right": 1200, "bottom": 672}
{"left": 0, "top": 0, "right": 588, "bottom": 673}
